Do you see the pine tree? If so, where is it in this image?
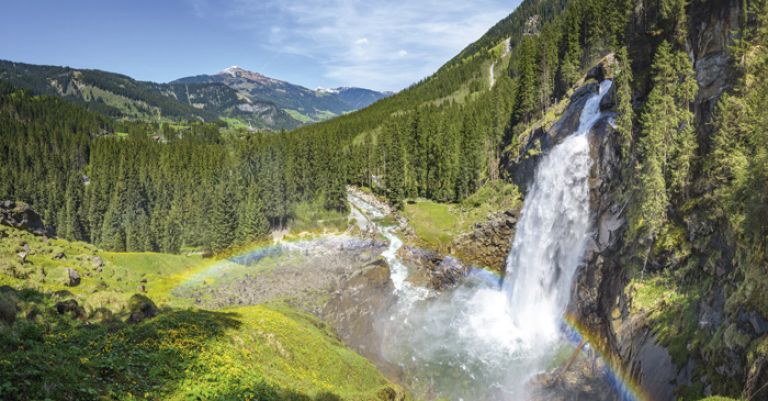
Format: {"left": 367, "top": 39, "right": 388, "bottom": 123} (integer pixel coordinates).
{"left": 236, "top": 191, "right": 270, "bottom": 245}
{"left": 209, "top": 178, "right": 237, "bottom": 253}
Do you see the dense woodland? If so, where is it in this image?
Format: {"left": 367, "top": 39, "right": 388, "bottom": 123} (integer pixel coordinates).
{"left": 1, "top": 0, "right": 767, "bottom": 274}
{"left": 0, "top": 81, "right": 348, "bottom": 253}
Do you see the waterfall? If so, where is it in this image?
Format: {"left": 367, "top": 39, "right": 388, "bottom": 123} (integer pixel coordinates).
{"left": 371, "top": 80, "right": 613, "bottom": 401}
{"left": 501, "top": 79, "right": 613, "bottom": 347}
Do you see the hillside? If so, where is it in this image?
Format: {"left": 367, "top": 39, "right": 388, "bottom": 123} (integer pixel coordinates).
{"left": 1, "top": 0, "right": 767, "bottom": 399}
{"left": 0, "top": 216, "right": 404, "bottom": 401}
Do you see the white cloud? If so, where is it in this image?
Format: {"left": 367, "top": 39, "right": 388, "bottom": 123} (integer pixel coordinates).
{"left": 194, "top": 0, "right": 516, "bottom": 91}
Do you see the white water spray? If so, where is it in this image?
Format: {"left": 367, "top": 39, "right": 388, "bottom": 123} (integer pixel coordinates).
{"left": 501, "top": 79, "right": 612, "bottom": 348}
{"left": 355, "top": 81, "right": 613, "bottom": 401}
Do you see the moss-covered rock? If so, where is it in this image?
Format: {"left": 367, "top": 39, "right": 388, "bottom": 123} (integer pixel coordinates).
{"left": 126, "top": 293, "right": 158, "bottom": 323}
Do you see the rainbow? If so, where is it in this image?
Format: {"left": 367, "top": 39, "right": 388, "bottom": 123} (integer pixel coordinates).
{"left": 562, "top": 313, "right": 654, "bottom": 401}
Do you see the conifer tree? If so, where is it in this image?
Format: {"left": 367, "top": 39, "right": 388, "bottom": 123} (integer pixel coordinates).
{"left": 236, "top": 191, "right": 270, "bottom": 245}
{"left": 209, "top": 178, "right": 237, "bottom": 253}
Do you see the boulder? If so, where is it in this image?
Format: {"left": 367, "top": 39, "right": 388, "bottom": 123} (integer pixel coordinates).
{"left": 66, "top": 268, "right": 81, "bottom": 287}
{"left": 0, "top": 200, "right": 48, "bottom": 236}
{"left": 55, "top": 299, "right": 85, "bottom": 319}
{"left": 127, "top": 294, "right": 158, "bottom": 323}
{"left": 91, "top": 256, "right": 104, "bottom": 270}
{"left": 397, "top": 245, "right": 470, "bottom": 290}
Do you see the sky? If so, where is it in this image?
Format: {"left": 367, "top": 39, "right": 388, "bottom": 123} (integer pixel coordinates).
{"left": 0, "top": 0, "right": 518, "bottom": 92}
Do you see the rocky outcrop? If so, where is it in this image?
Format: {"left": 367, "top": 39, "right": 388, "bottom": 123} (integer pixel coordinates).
{"left": 507, "top": 83, "right": 600, "bottom": 192}
{"left": 451, "top": 209, "right": 520, "bottom": 273}
{"left": 528, "top": 356, "right": 616, "bottom": 401}
{"left": 689, "top": 0, "right": 741, "bottom": 141}
{"left": 0, "top": 201, "right": 48, "bottom": 236}
{"left": 397, "top": 246, "right": 469, "bottom": 290}
{"left": 321, "top": 258, "right": 402, "bottom": 379}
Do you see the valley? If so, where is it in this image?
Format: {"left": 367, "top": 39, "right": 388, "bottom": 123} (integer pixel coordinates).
{"left": 2, "top": 0, "right": 768, "bottom": 400}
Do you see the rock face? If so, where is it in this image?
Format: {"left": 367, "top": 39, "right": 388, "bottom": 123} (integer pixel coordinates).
{"left": 528, "top": 356, "right": 616, "bottom": 401}
{"left": 689, "top": 0, "right": 741, "bottom": 140}
{"left": 507, "top": 83, "right": 600, "bottom": 192}
{"left": 451, "top": 209, "right": 520, "bottom": 273}
{"left": 321, "top": 258, "right": 402, "bottom": 379}
{"left": 0, "top": 200, "right": 48, "bottom": 236}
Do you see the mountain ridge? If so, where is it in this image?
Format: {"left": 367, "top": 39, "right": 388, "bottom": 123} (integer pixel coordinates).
{"left": 0, "top": 60, "right": 390, "bottom": 130}
{"left": 172, "top": 66, "right": 392, "bottom": 123}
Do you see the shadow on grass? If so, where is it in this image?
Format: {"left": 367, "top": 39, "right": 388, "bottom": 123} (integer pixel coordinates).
{"left": 0, "top": 286, "right": 344, "bottom": 401}
{"left": 207, "top": 385, "right": 343, "bottom": 401}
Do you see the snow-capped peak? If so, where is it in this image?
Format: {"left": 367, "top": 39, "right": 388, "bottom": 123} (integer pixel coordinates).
{"left": 220, "top": 66, "right": 243, "bottom": 77}
{"left": 315, "top": 87, "right": 341, "bottom": 94}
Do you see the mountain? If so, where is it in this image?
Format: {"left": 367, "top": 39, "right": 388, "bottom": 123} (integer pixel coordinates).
{"left": 0, "top": 61, "right": 390, "bottom": 130}
{"left": 0, "top": 60, "right": 300, "bottom": 130}
{"left": 172, "top": 66, "right": 392, "bottom": 123}
{"left": 331, "top": 87, "right": 395, "bottom": 110}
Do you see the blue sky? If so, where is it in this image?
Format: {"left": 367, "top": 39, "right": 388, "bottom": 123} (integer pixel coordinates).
{"left": 1, "top": 0, "right": 518, "bottom": 92}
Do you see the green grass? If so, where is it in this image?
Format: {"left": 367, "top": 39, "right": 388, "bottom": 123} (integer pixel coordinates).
{"left": 403, "top": 201, "right": 459, "bottom": 248}
{"left": 0, "top": 290, "right": 399, "bottom": 400}
{"left": 627, "top": 274, "right": 700, "bottom": 367}
{"left": 0, "top": 225, "right": 403, "bottom": 400}
{"left": 402, "top": 180, "right": 521, "bottom": 251}
{"left": 286, "top": 109, "right": 314, "bottom": 124}
{"left": 101, "top": 252, "right": 204, "bottom": 305}
{"left": 290, "top": 198, "right": 350, "bottom": 234}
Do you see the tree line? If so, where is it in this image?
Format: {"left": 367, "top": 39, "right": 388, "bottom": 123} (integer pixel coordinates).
{"left": 0, "top": 81, "right": 347, "bottom": 253}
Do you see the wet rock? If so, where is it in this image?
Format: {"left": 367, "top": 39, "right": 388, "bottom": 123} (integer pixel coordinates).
{"left": 398, "top": 246, "right": 470, "bottom": 290}
{"left": 507, "top": 83, "right": 599, "bottom": 192}
{"left": 321, "top": 259, "right": 402, "bottom": 380}
{"left": 66, "top": 268, "right": 81, "bottom": 287}
{"left": 0, "top": 200, "right": 49, "bottom": 236}
{"left": 617, "top": 316, "right": 677, "bottom": 401}
{"left": 127, "top": 294, "right": 158, "bottom": 324}
{"left": 599, "top": 83, "right": 617, "bottom": 111}
{"left": 749, "top": 313, "right": 768, "bottom": 335}
{"left": 451, "top": 209, "right": 520, "bottom": 273}
{"left": 528, "top": 354, "right": 616, "bottom": 401}
{"left": 55, "top": 299, "right": 85, "bottom": 319}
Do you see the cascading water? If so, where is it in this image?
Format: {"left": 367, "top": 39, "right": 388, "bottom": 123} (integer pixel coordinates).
{"left": 370, "top": 80, "right": 613, "bottom": 401}
{"left": 501, "top": 79, "right": 613, "bottom": 348}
